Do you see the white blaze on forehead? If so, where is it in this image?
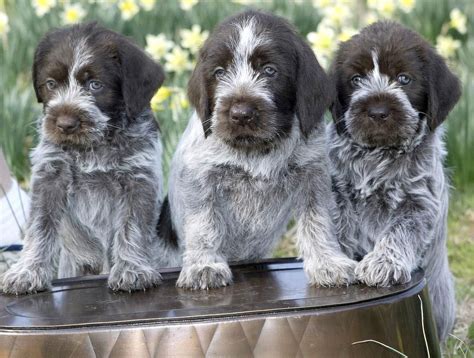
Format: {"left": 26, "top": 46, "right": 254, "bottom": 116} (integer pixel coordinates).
{"left": 214, "top": 17, "right": 273, "bottom": 105}
{"left": 70, "top": 38, "right": 93, "bottom": 80}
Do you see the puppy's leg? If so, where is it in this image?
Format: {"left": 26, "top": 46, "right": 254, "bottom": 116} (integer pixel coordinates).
{"left": 1, "top": 171, "right": 66, "bottom": 294}
{"left": 57, "top": 215, "right": 104, "bottom": 279}
{"left": 176, "top": 209, "right": 232, "bottom": 290}
{"left": 427, "top": 255, "right": 456, "bottom": 342}
{"left": 355, "top": 193, "right": 437, "bottom": 286}
{"left": 297, "top": 167, "right": 357, "bottom": 286}
{"left": 108, "top": 177, "right": 162, "bottom": 291}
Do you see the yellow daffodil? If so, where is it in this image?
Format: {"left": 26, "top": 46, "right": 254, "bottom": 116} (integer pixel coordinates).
{"left": 398, "top": 0, "right": 415, "bottom": 13}
{"left": 179, "top": 0, "right": 198, "bottom": 11}
{"left": 119, "top": 0, "right": 139, "bottom": 20}
{"left": 170, "top": 90, "right": 190, "bottom": 114}
{"left": 62, "top": 3, "right": 86, "bottom": 25}
{"left": 322, "top": 3, "right": 351, "bottom": 27}
{"left": 32, "top": 0, "right": 57, "bottom": 17}
{"left": 449, "top": 8, "right": 467, "bottom": 35}
{"left": 232, "top": 0, "right": 254, "bottom": 5}
{"left": 180, "top": 25, "right": 209, "bottom": 55}
{"left": 368, "top": 0, "right": 395, "bottom": 18}
{"left": 311, "top": 0, "right": 332, "bottom": 10}
{"left": 0, "top": 11, "right": 9, "bottom": 36}
{"left": 165, "top": 46, "right": 193, "bottom": 74}
{"left": 307, "top": 24, "right": 337, "bottom": 59}
{"left": 146, "top": 34, "right": 174, "bottom": 61}
{"left": 364, "top": 11, "right": 379, "bottom": 25}
{"left": 338, "top": 27, "right": 357, "bottom": 43}
{"left": 151, "top": 86, "right": 172, "bottom": 111}
{"left": 139, "top": 0, "right": 156, "bottom": 11}
{"left": 436, "top": 35, "right": 461, "bottom": 59}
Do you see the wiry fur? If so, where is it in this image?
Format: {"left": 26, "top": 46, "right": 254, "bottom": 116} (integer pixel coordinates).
{"left": 328, "top": 21, "right": 461, "bottom": 341}
{"left": 166, "top": 10, "right": 356, "bottom": 290}
{"left": 1, "top": 23, "right": 173, "bottom": 294}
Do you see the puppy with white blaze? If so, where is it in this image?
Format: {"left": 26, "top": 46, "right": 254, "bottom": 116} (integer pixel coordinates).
{"left": 328, "top": 21, "right": 461, "bottom": 341}
{"left": 1, "top": 23, "right": 170, "bottom": 294}
{"left": 163, "top": 10, "right": 357, "bottom": 290}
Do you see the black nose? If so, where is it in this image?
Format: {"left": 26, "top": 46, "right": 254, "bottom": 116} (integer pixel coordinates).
{"left": 367, "top": 104, "right": 390, "bottom": 120}
{"left": 230, "top": 103, "right": 256, "bottom": 125}
{"left": 56, "top": 115, "right": 79, "bottom": 134}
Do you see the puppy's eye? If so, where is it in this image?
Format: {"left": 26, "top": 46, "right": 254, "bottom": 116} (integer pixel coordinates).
{"left": 397, "top": 74, "right": 412, "bottom": 85}
{"left": 88, "top": 80, "right": 104, "bottom": 92}
{"left": 351, "top": 75, "right": 363, "bottom": 87}
{"left": 46, "top": 79, "right": 57, "bottom": 91}
{"left": 263, "top": 65, "right": 277, "bottom": 77}
{"left": 214, "top": 67, "right": 226, "bottom": 80}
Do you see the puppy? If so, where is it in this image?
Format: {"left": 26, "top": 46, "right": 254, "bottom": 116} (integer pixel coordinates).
{"left": 164, "top": 10, "right": 356, "bottom": 290}
{"left": 328, "top": 21, "right": 461, "bottom": 341}
{"left": 2, "top": 23, "right": 167, "bottom": 294}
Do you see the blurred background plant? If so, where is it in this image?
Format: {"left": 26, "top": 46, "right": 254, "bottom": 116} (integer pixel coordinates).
{"left": 0, "top": 0, "right": 472, "bottom": 354}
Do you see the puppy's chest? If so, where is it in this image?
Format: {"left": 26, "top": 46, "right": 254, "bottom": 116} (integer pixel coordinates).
{"left": 210, "top": 166, "right": 297, "bottom": 219}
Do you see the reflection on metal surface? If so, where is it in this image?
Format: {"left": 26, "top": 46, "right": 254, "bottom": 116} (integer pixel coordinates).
{"left": 0, "top": 258, "right": 440, "bottom": 357}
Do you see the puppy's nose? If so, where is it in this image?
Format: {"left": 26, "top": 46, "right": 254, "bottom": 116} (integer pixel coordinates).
{"left": 56, "top": 115, "right": 79, "bottom": 134}
{"left": 230, "top": 103, "right": 256, "bottom": 125}
{"left": 367, "top": 104, "right": 390, "bottom": 120}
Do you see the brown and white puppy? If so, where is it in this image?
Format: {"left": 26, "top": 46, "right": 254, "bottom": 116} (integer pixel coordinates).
{"left": 328, "top": 21, "right": 461, "bottom": 341}
{"left": 1, "top": 23, "right": 170, "bottom": 294}
{"left": 164, "top": 10, "right": 356, "bottom": 290}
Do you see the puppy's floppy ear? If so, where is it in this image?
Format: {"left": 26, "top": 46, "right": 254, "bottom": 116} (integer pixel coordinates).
{"left": 330, "top": 70, "right": 348, "bottom": 135}
{"left": 32, "top": 32, "right": 54, "bottom": 103}
{"left": 117, "top": 37, "right": 165, "bottom": 119}
{"left": 187, "top": 53, "right": 212, "bottom": 137}
{"left": 295, "top": 38, "right": 333, "bottom": 137}
{"left": 426, "top": 49, "right": 461, "bottom": 130}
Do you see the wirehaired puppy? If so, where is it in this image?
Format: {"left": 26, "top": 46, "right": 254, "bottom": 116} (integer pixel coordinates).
{"left": 1, "top": 23, "right": 167, "bottom": 294}
{"left": 328, "top": 21, "right": 461, "bottom": 341}
{"left": 164, "top": 10, "right": 356, "bottom": 290}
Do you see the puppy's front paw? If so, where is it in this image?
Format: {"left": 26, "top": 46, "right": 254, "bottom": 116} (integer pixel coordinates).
{"left": 108, "top": 263, "right": 162, "bottom": 292}
{"left": 355, "top": 251, "right": 411, "bottom": 287}
{"left": 304, "top": 255, "right": 356, "bottom": 287}
{"left": 1, "top": 266, "right": 50, "bottom": 295}
{"left": 177, "top": 262, "right": 232, "bottom": 290}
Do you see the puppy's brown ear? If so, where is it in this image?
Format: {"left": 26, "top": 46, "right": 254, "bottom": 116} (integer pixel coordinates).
{"left": 330, "top": 70, "right": 349, "bottom": 136}
{"left": 187, "top": 52, "right": 212, "bottom": 137}
{"left": 426, "top": 50, "right": 461, "bottom": 130}
{"left": 118, "top": 37, "right": 165, "bottom": 119}
{"left": 295, "top": 38, "right": 333, "bottom": 137}
{"left": 32, "top": 32, "right": 54, "bottom": 103}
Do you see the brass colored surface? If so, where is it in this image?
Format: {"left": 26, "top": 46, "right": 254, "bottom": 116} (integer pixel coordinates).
{"left": 0, "top": 259, "right": 440, "bottom": 357}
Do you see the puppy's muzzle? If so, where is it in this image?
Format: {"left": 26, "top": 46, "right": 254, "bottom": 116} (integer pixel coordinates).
{"left": 230, "top": 102, "right": 257, "bottom": 126}
{"left": 56, "top": 114, "right": 80, "bottom": 134}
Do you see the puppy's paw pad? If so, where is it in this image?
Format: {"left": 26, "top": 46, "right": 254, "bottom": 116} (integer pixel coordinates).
{"left": 305, "top": 256, "right": 357, "bottom": 287}
{"left": 177, "top": 263, "right": 232, "bottom": 290}
{"left": 355, "top": 253, "right": 411, "bottom": 287}
{"left": 108, "top": 265, "right": 162, "bottom": 292}
{"left": 1, "top": 267, "right": 50, "bottom": 295}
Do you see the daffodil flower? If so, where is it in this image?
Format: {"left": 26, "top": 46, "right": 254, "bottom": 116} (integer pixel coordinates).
{"left": 62, "top": 3, "right": 86, "bottom": 25}
{"left": 0, "top": 11, "right": 9, "bottom": 36}
{"left": 449, "top": 8, "right": 467, "bottom": 35}
{"left": 179, "top": 0, "right": 198, "bottom": 11}
{"left": 436, "top": 35, "right": 461, "bottom": 59}
{"left": 398, "top": 0, "right": 416, "bottom": 13}
{"left": 119, "top": 0, "right": 139, "bottom": 21}
{"left": 146, "top": 34, "right": 174, "bottom": 61}
{"left": 32, "top": 0, "right": 57, "bottom": 17}
{"left": 180, "top": 25, "right": 209, "bottom": 55}
{"left": 139, "top": 0, "right": 156, "bottom": 11}
{"left": 165, "top": 46, "right": 193, "bottom": 74}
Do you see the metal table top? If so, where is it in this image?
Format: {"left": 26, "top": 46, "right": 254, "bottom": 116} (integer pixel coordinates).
{"left": 0, "top": 258, "right": 425, "bottom": 330}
